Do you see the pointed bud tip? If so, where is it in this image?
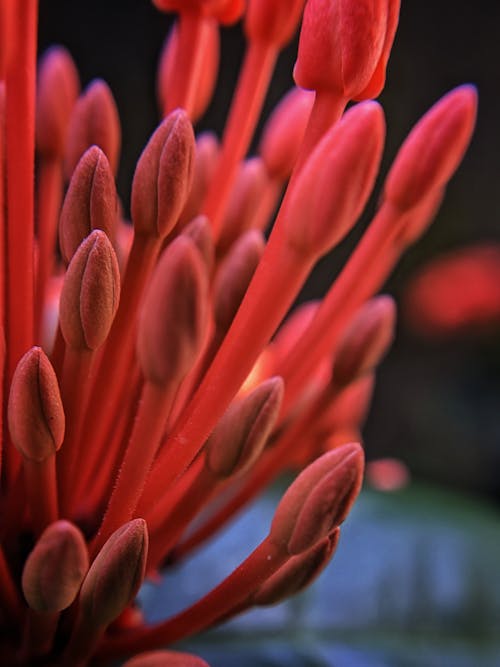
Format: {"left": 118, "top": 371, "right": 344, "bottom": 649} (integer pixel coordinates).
{"left": 270, "top": 443, "right": 364, "bottom": 554}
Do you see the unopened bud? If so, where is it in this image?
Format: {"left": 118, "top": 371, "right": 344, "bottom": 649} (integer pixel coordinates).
{"left": 384, "top": 85, "right": 477, "bottom": 212}
{"left": 206, "top": 377, "right": 284, "bottom": 478}
{"left": 137, "top": 236, "right": 208, "bottom": 386}
{"left": 332, "top": 296, "right": 396, "bottom": 387}
{"left": 157, "top": 21, "right": 219, "bottom": 123}
{"left": 36, "top": 46, "right": 80, "bottom": 158}
{"left": 245, "top": 0, "right": 305, "bottom": 47}
{"left": 179, "top": 131, "right": 219, "bottom": 228}
{"left": 79, "top": 519, "right": 148, "bottom": 628}
{"left": 59, "top": 146, "right": 117, "bottom": 263}
{"left": 123, "top": 651, "right": 209, "bottom": 667}
{"left": 59, "top": 230, "right": 120, "bottom": 351}
{"left": 284, "top": 101, "right": 385, "bottom": 257}
{"left": 65, "top": 79, "right": 121, "bottom": 179}
{"left": 152, "top": 0, "right": 244, "bottom": 24}
{"left": 219, "top": 158, "right": 267, "bottom": 253}
{"left": 182, "top": 215, "right": 214, "bottom": 271}
{"left": 259, "top": 87, "right": 314, "bottom": 180}
{"left": 213, "top": 230, "right": 265, "bottom": 332}
{"left": 22, "top": 521, "right": 88, "bottom": 613}
{"left": 131, "top": 110, "right": 195, "bottom": 239}
{"left": 294, "top": 0, "right": 395, "bottom": 100}
{"left": 270, "top": 443, "right": 364, "bottom": 554}
{"left": 8, "top": 347, "right": 65, "bottom": 462}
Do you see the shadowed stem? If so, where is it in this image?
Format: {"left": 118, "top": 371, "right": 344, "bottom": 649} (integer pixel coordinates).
{"left": 202, "top": 40, "right": 278, "bottom": 236}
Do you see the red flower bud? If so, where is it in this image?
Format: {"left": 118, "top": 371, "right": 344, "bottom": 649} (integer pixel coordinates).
{"left": 8, "top": 347, "right": 65, "bottom": 463}
{"left": 332, "top": 295, "right": 396, "bottom": 387}
{"left": 65, "top": 79, "right": 121, "bottom": 179}
{"left": 131, "top": 110, "right": 195, "bottom": 239}
{"left": 123, "top": 651, "right": 209, "bottom": 667}
{"left": 152, "top": 0, "right": 244, "bottom": 25}
{"left": 245, "top": 0, "right": 306, "bottom": 47}
{"left": 179, "top": 131, "right": 219, "bottom": 229}
{"left": 59, "top": 230, "right": 120, "bottom": 351}
{"left": 213, "top": 229, "right": 265, "bottom": 333}
{"left": 22, "top": 520, "right": 89, "bottom": 613}
{"left": 36, "top": 46, "right": 80, "bottom": 158}
{"left": 206, "top": 376, "right": 284, "bottom": 478}
{"left": 137, "top": 236, "right": 208, "bottom": 386}
{"left": 294, "top": 0, "right": 393, "bottom": 99}
{"left": 259, "top": 87, "right": 314, "bottom": 181}
{"left": 283, "top": 101, "right": 385, "bottom": 257}
{"left": 384, "top": 85, "right": 477, "bottom": 212}
{"left": 182, "top": 215, "right": 214, "bottom": 271}
{"left": 157, "top": 20, "right": 219, "bottom": 123}
{"left": 270, "top": 443, "right": 364, "bottom": 554}
{"left": 59, "top": 146, "right": 117, "bottom": 264}
{"left": 79, "top": 519, "right": 148, "bottom": 628}
{"left": 218, "top": 158, "right": 267, "bottom": 253}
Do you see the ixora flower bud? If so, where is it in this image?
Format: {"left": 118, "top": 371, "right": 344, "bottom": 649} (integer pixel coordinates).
{"left": 36, "top": 46, "right": 80, "bottom": 159}
{"left": 123, "top": 651, "right": 209, "bottom": 667}
{"left": 152, "top": 0, "right": 244, "bottom": 24}
{"left": 79, "top": 519, "right": 148, "bottom": 629}
{"left": 137, "top": 235, "right": 208, "bottom": 386}
{"left": 59, "top": 146, "right": 117, "bottom": 263}
{"left": 270, "top": 444, "right": 364, "bottom": 554}
{"left": 284, "top": 101, "right": 385, "bottom": 256}
{"left": 8, "top": 347, "right": 65, "bottom": 462}
{"left": 259, "top": 87, "right": 314, "bottom": 181}
{"left": 59, "top": 230, "right": 120, "bottom": 351}
{"left": 384, "top": 85, "right": 478, "bottom": 212}
{"left": 205, "top": 377, "right": 284, "bottom": 478}
{"left": 22, "top": 520, "right": 89, "bottom": 613}
{"left": 65, "top": 78, "right": 121, "bottom": 179}
{"left": 131, "top": 110, "right": 195, "bottom": 239}
{"left": 245, "top": 0, "right": 306, "bottom": 47}
{"left": 332, "top": 295, "right": 396, "bottom": 388}
{"left": 294, "top": 0, "right": 398, "bottom": 100}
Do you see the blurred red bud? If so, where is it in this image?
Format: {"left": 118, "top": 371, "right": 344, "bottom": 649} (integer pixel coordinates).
{"left": 22, "top": 520, "right": 88, "bottom": 613}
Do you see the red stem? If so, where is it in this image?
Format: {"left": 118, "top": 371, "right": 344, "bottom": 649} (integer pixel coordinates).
{"left": 56, "top": 347, "right": 94, "bottom": 515}
{"left": 168, "top": 11, "right": 207, "bottom": 117}
{"left": 35, "top": 158, "right": 64, "bottom": 335}
{"left": 99, "top": 537, "right": 286, "bottom": 657}
{"left": 5, "top": 0, "right": 37, "bottom": 375}
{"left": 278, "top": 202, "right": 404, "bottom": 415}
{"left": 202, "top": 40, "right": 278, "bottom": 236}
{"left": 90, "top": 381, "right": 176, "bottom": 557}
{"left": 24, "top": 457, "right": 58, "bottom": 535}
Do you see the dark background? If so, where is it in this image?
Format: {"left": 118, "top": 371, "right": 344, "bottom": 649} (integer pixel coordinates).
{"left": 38, "top": 1, "right": 500, "bottom": 500}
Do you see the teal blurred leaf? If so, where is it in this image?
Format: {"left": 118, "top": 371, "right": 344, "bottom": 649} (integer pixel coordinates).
{"left": 139, "top": 483, "right": 500, "bottom": 666}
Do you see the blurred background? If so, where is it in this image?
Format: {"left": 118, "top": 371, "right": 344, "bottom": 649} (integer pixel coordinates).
{"left": 38, "top": 2, "right": 500, "bottom": 665}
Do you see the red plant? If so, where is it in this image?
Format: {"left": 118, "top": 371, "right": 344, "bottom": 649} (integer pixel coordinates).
{"left": 0, "top": 1, "right": 476, "bottom": 664}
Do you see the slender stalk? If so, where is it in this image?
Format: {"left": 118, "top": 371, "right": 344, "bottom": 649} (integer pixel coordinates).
{"left": 57, "top": 347, "right": 94, "bottom": 515}
{"left": 35, "top": 158, "right": 64, "bottom": 334}
{"left": 5, "top": 0, "right": 37, "bottom": 374}
{"left": 24, "top": 458, "right": 58, "bottom": 535}
{"left": 168, "top": 11, "right": 207, "bottom": 117}
{"left": 91, "top": 381, "right": 176, "bottom": 556}
{"left": 99, "top": 538, "right": 286, "bottom": 657}
{"left": 202, "top": 40, "right": 278, "bottom": 236}
{"left": 0, "top": 544, "right": 23, "bottom": 624}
